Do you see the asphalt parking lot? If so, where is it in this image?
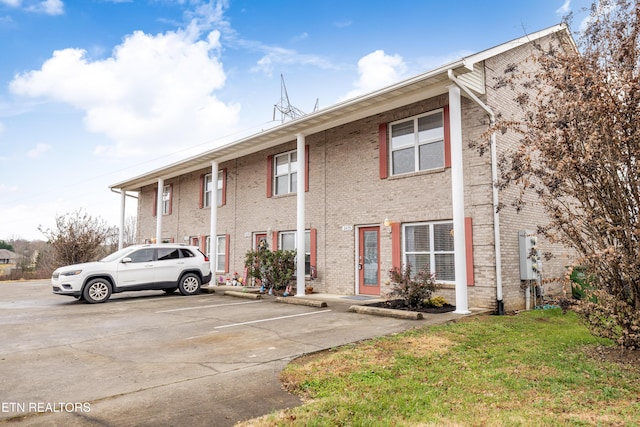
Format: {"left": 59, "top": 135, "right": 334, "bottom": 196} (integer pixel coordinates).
{"left": 0, "top": 280, "right": 473, "bottom": 426}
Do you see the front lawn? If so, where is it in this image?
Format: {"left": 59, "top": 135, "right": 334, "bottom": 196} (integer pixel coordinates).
{"left": 239, "top": 309, "right": 640, "bottom": 426}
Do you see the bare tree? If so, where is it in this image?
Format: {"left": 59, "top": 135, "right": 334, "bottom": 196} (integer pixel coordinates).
{"left": 39, "top": 210, "right": 118, "bottom": 268}
{"left": 122, "top": 215, "right": 137, "bottom": 247}
{"left": 482, "top": 0, "right": 640, "bottom": 349}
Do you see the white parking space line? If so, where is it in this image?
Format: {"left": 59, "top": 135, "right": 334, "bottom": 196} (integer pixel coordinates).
{"left": 184, "top": 331, "right": 220, "bottom": 340}
{"left": 214, "top": 309, "right": 333, "bottom": 329}
{"left": 156, "top": 300, "right": 262, "bottom": 313}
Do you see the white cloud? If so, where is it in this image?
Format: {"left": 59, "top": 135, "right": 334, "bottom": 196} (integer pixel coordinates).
{"left": 334, "top": 19, "right": 352, "bottom": 28}
{"left": 2, "top": 0, "right": 64, "bottom": 15}
{"left": 251, "top": 45, "right": 335, "bottom": 76}
{"left": 0, "top": 0, "right": 21, "bottom": 7}
{"left": 0, "top": 184, "right": 18, "bottom": 193}
{"left": 556, "top": 0, "right": 571, "bottom": 15}
{"left": 10, "top": 27, "right": 241, "bottom": 158}
{"left": 27, "top": 143, "right": 52, "bottom": 158}
{"left": 26, "top": 0, "right": 63, "bottom": 15}
{"left": 339, "top": 50, "right": 407, "bottom": 101}
{"left": 0, "top": 121, "right": 4, "bottom": 136}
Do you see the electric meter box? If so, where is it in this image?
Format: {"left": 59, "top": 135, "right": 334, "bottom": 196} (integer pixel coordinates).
{"left": 518, "top": 230, "right": 539, "bottom": 280}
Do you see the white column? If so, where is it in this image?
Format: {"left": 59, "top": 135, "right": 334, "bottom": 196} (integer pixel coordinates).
{"left": 210, "top": 161, "right": 219, "bottom": 277}
{"left": 296, "top": 134, "right": 306, "bottom": 297}
{"left": 448, "top": 85, "right": 470, "bottom": 314}
{"left": 156, "top": 178, "right": 163, "bottom": 244}
{"left": 118, "top": 190, "right": 126, "bottom": 250}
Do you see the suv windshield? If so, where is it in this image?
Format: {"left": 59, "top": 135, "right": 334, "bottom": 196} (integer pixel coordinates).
{"left": 100, "top": 247, "right": 136, "bottom": 263}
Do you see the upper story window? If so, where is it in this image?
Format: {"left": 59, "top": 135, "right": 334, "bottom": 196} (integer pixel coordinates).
{"left": 274, "top": 150, "right": 297, "bottom": 195}
{"left": 390, "top": 110, "right": 444, "bottom": 175}
{"left": 202, "top": 170, "right": 225, "bottom": 208}
{"left": 203, "top": 174, "right": 213, "bottom": 208}
{"left": 216, "top": 171, "right": 224, "bottom": 206}
{"left": 162, "top": 184, "right": 172, "bottom": 215}
{"left": 267, "top": 146, "right": 309, "bottom": 198}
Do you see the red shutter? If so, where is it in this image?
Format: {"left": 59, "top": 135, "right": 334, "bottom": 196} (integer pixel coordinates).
{"left": 271, "top": 231, "right": 278, "bottom": 251}
{"left": 224, "top": 234, "right": 230, "bottom": 273}
{"left": 266, "top": 155, "right": 273, "bottom": 198}
{"left": 391, "top": 222, "right": 401, "bottom": 270}
{"left": 465, "top": 217, "right": 474, "bottom": 286}
{"left": 305, "top": 145, "right": 309, "bottom": 192}
{"left": 199, "top": 174, "right": 205, "bottom": 209}
{"left": 310, "top": 228, "right": 317, "bottom": 277}
{"left": 379, "top": 123, "right": 388, "bottom": 179}
{"left": 444, "top": 105, "right": 452, "bottom": 168}
{"left": 221, "top": 168, "right": 227, "bottom": 206}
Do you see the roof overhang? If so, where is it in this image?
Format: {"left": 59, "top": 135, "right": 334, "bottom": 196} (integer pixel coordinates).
{"left": 111, "top": 24, "right": 573, "bottom": 192}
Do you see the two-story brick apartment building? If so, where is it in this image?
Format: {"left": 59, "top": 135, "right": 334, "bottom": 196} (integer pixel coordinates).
{"left": 110, "top": 24, "right": 576, "bottom": 313}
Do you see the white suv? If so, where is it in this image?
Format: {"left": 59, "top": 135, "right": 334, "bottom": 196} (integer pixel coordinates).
{"left": 52, "top": 244, "right": 212, "bottom": 303}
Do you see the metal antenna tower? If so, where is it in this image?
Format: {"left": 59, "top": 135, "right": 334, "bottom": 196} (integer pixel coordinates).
{"left": 273, "top": 74, "right": 318, "bottom": 123}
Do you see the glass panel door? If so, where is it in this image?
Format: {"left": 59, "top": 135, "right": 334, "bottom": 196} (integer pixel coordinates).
{"left": 358, "top": 227, "right": 380, "bottom": 295}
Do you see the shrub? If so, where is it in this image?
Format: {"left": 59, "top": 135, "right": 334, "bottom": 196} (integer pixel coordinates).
{"left": 388, "top": 264, "right": 439, "bottom": 310}
{"left": 574, "top": 289, "right": 640, "bottom": 351}
{"left": 244, "top": 248, "right": 296, "bottom": 292}
{"left": 426, "top": 296, "right": 448, "bottom": 308}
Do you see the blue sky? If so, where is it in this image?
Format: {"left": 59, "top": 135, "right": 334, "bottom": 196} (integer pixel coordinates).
{"left": 0, "top": 0, "right": 592, "bottom": 241}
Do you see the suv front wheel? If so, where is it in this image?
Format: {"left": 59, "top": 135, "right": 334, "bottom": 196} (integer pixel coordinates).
{"left": 178, "top": 273, "right": 201, "bottom": 296}
{"left": 83, "top": 278, "right": 112, "bottom": 303}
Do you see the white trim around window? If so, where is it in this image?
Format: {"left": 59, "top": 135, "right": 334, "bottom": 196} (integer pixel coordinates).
{"left": 215, "top": 235, "right": 226, "bottom": 273}
{"left": 278, "top": 230, "right": 310, "bottom": 275}
{"left": 162, "top": 184, "right": 172, "bottom": 215}
{"left": 390, "top": 109, "right": 445, "bottom": 175}
{"left": 203, "top": 171, "right": 224, "bottom": 208}
{"left": 403, "top": 220, "right": 455, "bottom": 282}
{"left": 273, "top": 150, "right": 297, "bottom": 195}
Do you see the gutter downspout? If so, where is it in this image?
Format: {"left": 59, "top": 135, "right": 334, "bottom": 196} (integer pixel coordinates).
{"left": 447, "top": 69, "right": 504, "bottom": 315}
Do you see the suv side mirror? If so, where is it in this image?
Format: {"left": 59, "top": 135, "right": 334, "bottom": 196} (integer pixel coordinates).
{"left": 122, "top": 257, "right": 132, "bottom": 264}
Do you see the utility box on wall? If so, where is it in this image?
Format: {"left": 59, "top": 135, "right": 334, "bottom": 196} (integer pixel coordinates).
{"left": 518, "top": 230, "right": 539, "bottom": 281}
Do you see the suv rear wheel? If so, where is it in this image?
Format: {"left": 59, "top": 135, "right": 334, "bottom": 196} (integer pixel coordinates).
{"left": 83, "top": 278, "right": 112, "bottom": 303}
{"left": 178, "top": 273, "right": 201, "bottom": 296}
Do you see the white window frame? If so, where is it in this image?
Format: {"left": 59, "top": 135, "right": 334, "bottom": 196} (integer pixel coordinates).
{"left": 217, "top": 171, "right": 223, "bottom": 206}
{"left": 162, "top": 184, "right": 171, "bottom": 215}
{"left": 402, "top": 221, "right": 455, "bottom": 283}
{"left": 215, "top": 235, "right": 226, "bottom": 273}
{"left": 273, "top": 150, "right": 297, "bottom": 195}
{"left": 390, "top": 109, "right": 445, "bottom": 176}
{"left": 203, "top": 171, "right": 224, "bottom": 208}
{"left": 278, "top": 230, "right": 310, "bottom": 275}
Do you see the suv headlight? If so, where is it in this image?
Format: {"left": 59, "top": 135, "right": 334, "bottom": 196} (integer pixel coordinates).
{"left": 61, "top": 270, "right": 82, "bottom": 276}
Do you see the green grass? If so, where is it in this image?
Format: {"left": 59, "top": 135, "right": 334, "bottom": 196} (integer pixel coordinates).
{"left": 239, "top": 309, "right": 640, "bottom": 427}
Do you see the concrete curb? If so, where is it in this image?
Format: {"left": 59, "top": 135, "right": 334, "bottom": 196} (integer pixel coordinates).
{"left": 275, "top": 296, "right": 328, "bottom": 308}
{"left": 224, "top": 290, "right": 262, "bottom": 300}
{"left": 348, "top": 305, "right": 423, "bottom": 320}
